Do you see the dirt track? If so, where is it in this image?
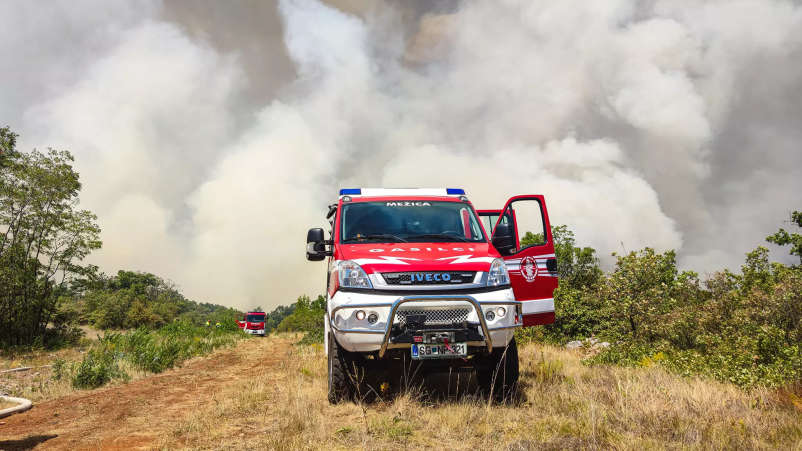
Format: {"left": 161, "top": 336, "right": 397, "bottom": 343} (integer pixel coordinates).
{"left": 0, "top": 337, "right": 290, "bottom": 451}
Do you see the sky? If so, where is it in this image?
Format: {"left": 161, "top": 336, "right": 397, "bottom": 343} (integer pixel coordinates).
{"left": 1, "top": 0, "right": 801, "bottom": 310}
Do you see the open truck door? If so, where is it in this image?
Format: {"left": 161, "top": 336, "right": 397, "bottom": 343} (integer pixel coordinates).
{"left": 489, "top": 195, "right": 558, "bottom": 327}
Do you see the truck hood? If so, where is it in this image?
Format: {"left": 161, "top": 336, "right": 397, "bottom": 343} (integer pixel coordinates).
{"left": 337, "top": 242, "right": 501, "bottom": 273}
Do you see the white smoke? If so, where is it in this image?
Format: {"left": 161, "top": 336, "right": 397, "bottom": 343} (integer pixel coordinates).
{"left": 1, "top": 0, "right": 801, "bottom": 309}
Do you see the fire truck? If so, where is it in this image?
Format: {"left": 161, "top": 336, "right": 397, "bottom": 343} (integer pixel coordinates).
{"left": 236, "top": 311, "right": 267, "bottom": 336}
{"left": 306, "top": 189, "right": 558, "bottom": 402}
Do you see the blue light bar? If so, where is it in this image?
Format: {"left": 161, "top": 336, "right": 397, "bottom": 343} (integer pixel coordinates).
{"left": 446, "top": 188, "right": 465, "bottom": 195}
{"left": 339, "top": 188, "right": 362, "bottom": 195}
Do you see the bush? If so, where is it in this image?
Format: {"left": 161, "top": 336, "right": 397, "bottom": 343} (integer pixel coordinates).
{"left": 277, "top": 295, "right": 325, "bottom": 333}
{"left": 296, "top": 328, "right": 325, "bottom": 346}
{"left": 68, "top": 321, "right": 246, "bottom": 389}
{"left": 583, "top": 247, "right": 802, "bottom": 388}
{"left": 277, "top": 295, "right": 325, "bottom": 344}
{"left": 517, "top": 215, "right": 802, "bottom": 390}
{"left": 72, "top": 348, "right": 129, "bottom": 389}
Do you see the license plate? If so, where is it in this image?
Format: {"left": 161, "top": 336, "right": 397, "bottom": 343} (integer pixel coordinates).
{"left": 411, "top": 343, "right": 467, "bottom": 359}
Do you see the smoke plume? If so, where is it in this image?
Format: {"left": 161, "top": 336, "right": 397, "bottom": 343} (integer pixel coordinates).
{"left": 1, "top": 0, "right": 801, "bottom": 309}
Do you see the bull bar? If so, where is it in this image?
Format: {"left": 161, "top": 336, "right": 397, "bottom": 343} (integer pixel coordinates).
{"left": 328, "top": 294, "right": 524, "bottom": 358}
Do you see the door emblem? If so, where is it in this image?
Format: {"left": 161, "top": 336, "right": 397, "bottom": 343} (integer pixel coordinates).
{"left": 521, "top": 256, "right": 538, "bottom": 282}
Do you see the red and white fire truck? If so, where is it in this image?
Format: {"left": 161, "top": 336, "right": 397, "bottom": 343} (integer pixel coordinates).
{"left": 306, "top": 189, "right": 558, "bottom": 402}
{"left": 236, "top": 311, "right": 267, "bottom": 336}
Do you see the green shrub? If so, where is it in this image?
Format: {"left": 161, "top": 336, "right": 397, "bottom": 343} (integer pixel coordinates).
{"left": 72, "top": 348, "right": 129, "bottom": 389}
{"left": 52, "top": 358, "right": 67, "bottom": 381}
{"left": 296, "top": 328, "right": 325, "bottom": 345}
{"left": 68, "top": 321, "right": 245, "bottom": 389}
{"left": 581, "top": 248, "right": 802, "bottom": 389}
{"left": 277, "top": 295, "right": 325, "bottom": 332}
{"left": 517, "top": 217, "right": 802, "bottom": 390}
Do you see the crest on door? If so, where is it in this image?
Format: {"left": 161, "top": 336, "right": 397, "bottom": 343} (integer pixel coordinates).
{"left": 521, "top": 256, "right": 538, "bottom": 282}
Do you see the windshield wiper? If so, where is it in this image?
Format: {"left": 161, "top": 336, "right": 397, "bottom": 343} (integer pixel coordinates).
{"left": 405, "top": 233, "right": 470, "bottom": 242}
{"left": 342, "top": 234, "right": 408, "bottom": 243}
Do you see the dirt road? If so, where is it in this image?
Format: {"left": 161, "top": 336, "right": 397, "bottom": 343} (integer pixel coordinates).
{"left": 0, "top": 337, "right": 291, "bottom": 451}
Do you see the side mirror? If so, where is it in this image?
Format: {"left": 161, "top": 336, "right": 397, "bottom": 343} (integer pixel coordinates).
{"left": 307, "top": 228, "right": 325, "bottom": 243}
{"left": 491, "top": 223, "right": 516, "bottom": 255}
{"left": 306, "top": 228, "right": 328, "bottom": 261}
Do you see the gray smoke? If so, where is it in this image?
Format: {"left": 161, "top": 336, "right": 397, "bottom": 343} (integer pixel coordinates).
{"left": 1, "top": 0, "right": 800, "bottom": 309}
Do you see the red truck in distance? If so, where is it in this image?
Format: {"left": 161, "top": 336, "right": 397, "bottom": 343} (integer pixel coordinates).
{"left": 236, "top": 311, "right": 266, "bottom": 336}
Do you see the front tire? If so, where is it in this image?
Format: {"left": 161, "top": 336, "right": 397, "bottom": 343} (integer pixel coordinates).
{"left": 477, "top": 337, "right": 520, "bottom": 401}
{"left": 328, "top": 333, "right": 357, "bottom": 403}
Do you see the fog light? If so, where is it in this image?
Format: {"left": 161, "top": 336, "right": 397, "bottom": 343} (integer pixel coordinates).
{"left": 355, "top": 310, "right": 366, "bottom": 321}
{"left": 485, "top": 310, "right": 495, "bottom": 321}
{"left": 496, "top": 307, "right": 506, "bottom": 318}
{"left": 367, "top": 313, "right": 378, "bottom": 324}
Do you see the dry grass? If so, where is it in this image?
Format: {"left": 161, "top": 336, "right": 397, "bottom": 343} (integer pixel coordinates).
{"left": 0, "top": 328, "right": 121, "bottom": 403}
{"left": 0, "top": 399, "right": 20, "bottom": 410}
{"left": 164, "top": 335, "right": 802, "bottom": 450}
{"left": 0, "top": 345, "right": 85, "bottom": 402}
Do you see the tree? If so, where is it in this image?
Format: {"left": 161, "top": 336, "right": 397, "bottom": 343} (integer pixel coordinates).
{"left": 277, "top": 295, "right": 326, "bottom": 333}
{"left": 766, "top": 211, "right": 802, "bottom": 264}
{"left": 0, "top": 127, "right": 18, "bottom": 169}
{"left": 65, "top": 270, "right": 222, "bottom": 329}
{"left": 265, "top": 303, "right": 295, "bottom": 332}
{"left": 0, "top": 131, "right": 101, "bottom": 347}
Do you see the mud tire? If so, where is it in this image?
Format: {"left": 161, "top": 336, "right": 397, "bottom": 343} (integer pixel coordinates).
{"left": 477, "top": 337, "right": 520, "bottom": 401}
{"left": 328, "top": 332, "right": 357, "bottom": 403}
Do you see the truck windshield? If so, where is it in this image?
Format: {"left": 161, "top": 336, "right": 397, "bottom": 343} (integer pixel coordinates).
{"left": 246, "top": 315, "right": 265, "bottom": 322}
{"left": 339, "top": 201, "right": 486, "bottom": 243}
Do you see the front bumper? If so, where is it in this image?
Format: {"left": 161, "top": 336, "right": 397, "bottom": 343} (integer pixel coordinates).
{"left": 244, "top": 328, "right": 265, "bottom": 335}
{"left": 327, "top": 289, "right": 522, "bottom": 354}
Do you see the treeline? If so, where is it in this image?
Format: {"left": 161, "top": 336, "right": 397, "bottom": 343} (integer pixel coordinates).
{"left": 0, "top": 127, "right": 240, "bottom": 348}
{"left": 61, "top": 270, "right": 241, "bottom": 330}
{"left": 521, "top": 216, "right": 802, "bottom": 389}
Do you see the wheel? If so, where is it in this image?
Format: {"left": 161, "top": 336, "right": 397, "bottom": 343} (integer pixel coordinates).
{"left": 328, "top": 332, "right": 358, "bottom": 403}
{"left": 476, "top": 337, "right": 519, "bottom": 401}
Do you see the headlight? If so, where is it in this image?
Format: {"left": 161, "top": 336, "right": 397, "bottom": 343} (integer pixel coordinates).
{"left": 338, "top": 261, "right": 373, "bottom": 289}
{"left": 487, "top": 258, "right": 510, "bottom": 286}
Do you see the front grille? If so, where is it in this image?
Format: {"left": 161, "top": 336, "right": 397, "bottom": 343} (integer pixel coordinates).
{"left": 396, "top": 309, "right": 470, "bottom": 325}
{"left": 383, "top": 271, "right": 476, "bottom": 285}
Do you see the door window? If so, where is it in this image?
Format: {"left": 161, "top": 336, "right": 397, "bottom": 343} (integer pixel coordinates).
{"left": 480, "top": 212, "right": 510, "bottom": 236}
{"left": 480, "top": 213, "right": 497, "bottom": 236}
{"left": 504, "top": 199, "right": 546, "bottom": 253}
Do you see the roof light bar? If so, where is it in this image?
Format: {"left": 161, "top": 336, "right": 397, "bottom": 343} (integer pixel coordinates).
{"left": 338, "top": 188, "right": 467, "bottom": 197}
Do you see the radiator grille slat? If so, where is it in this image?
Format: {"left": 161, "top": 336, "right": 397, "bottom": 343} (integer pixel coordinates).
{"left": 396, "top": 309, "right": 470, "bottom": 325}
